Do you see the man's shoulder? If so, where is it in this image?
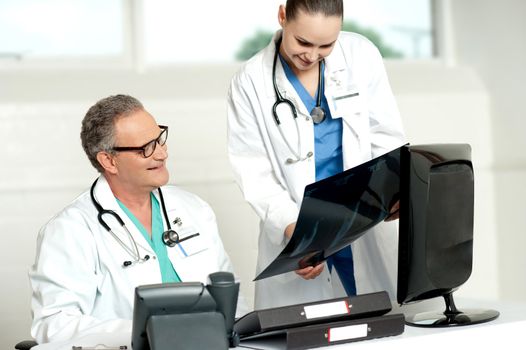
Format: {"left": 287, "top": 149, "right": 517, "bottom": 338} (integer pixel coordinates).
{"left": 39, "top": 190, "right": 94, "bottom": 235}
{"left": 59, "top": 190, "right": 93, "bottom": 216}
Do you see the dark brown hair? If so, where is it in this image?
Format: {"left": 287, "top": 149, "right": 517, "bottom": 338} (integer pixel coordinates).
{"left": 285, "top": 0, "right": 344, "bottom": 20}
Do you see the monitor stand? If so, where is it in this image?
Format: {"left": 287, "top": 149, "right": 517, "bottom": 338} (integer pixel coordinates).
{"left": 405, "top": 292, "right": 500, "bottom": 327}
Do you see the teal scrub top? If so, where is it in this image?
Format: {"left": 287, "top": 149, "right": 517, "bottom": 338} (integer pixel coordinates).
{"left": 117, "top": 193, "right": 181, "bottom": 283}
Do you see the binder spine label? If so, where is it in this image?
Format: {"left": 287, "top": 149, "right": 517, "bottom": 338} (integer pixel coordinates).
{"left": 304, "top": 300, "right": 350, "bottom": 319}
{"left": 328, "top": 323, "right": 368, "bottom": 342}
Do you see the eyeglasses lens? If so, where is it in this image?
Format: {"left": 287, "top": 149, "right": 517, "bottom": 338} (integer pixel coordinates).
{"left": 158, "top": 128, "right": 168, "bottom": 146}
{"left": 143, "top": 128, "right": 168, "bottom": 158}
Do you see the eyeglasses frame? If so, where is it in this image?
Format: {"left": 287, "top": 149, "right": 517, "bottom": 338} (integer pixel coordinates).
{"left": 112, "top": 125, "right": 168, "bottom": 158}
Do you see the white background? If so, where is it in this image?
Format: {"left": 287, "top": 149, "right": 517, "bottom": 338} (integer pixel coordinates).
{"left": 1, "top": 0, "right": 525, "bottom": 348}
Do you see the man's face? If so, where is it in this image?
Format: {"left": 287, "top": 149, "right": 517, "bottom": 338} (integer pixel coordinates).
{"left": 111, "top": 109, "right": 169, "bottom": 192}
{"left": 279, "top": 8, "right": 341, "bottom": 73}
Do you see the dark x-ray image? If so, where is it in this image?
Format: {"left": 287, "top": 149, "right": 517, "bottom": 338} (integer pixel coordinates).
{"left": 256, "top": 146, "right": 402, "bottom": 281}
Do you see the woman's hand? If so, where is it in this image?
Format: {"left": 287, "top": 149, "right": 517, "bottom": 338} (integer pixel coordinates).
{"left": 284, "top": 222, "right": 296, "bottom": 239}
{"left": 284, "top": 222, "right": 324, "bottom": 279}
{"left": 295, "top": 263, "right": 325, "bottom": 280}
{"left": 385, "top": 200, "right": 400, "bottom": 221}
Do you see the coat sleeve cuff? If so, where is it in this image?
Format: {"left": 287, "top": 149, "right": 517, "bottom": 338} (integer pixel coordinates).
{"left": 262, "top": 201, "right": 299, "bottom": 246}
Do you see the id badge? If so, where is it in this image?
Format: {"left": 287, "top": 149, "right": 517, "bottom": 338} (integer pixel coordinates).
{"left": 332, "top": 87, "right": 362, "bottom": 116}
{"left": 174, "top": 226, "right": 207, "bottom": 258}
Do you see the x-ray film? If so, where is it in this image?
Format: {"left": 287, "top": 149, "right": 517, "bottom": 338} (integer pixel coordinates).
{"left": 255, "top": 146, "right": 402, "bottom": 280}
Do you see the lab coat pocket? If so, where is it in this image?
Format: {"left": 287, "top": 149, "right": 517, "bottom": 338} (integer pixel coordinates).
{"left": 169, "top": 232, "right": 214, "bottom": 283}
{"left": 339, "top": 94, "right": 368, "bottom": 141}
{"left": 338, "top": 92, "right": 372, "bottom": 160}
{"left": 332, "top": 89, "right": 363, "bottom": 117}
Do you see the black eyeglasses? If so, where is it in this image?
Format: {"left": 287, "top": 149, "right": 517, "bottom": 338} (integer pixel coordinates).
{"left": 112, "top": 125, "right": 168, "bottom": 158}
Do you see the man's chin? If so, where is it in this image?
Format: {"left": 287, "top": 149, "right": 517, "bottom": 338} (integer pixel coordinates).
{"left": 151, "top": 170, "right": 170, "bottom": 188}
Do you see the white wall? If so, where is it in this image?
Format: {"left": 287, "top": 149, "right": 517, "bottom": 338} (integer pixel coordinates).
{"left": 448, "top": 0, "right": 526, "bottom": 302}
{"left": 387, "top": 61, "right": 499, "bottom": 300}
{"left": 2, "top": 1, "right": 526, "bottom": 348}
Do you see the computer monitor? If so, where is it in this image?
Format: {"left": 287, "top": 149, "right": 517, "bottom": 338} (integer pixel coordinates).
{"left": 397, "top": 144, "right": 499, "bottom": 327}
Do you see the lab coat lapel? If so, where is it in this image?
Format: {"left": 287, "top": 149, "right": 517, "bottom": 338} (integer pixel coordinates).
{"left": 324, "top": 37, "right": 351, "bottom": 109}
{"left": 325, "top": 36, "right": 349, "bottom": 75}
{"left": 323, "top": 37, "right": 370, "bottom": 168}
{"left": 150, "top": 187, "right": 181, "bottom": 232}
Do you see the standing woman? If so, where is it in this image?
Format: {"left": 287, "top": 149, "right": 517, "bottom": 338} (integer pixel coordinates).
{"left": 227, "top": 0, "right": 405, "bottom": 310}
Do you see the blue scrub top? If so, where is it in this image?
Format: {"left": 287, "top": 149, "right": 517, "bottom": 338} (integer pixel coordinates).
{"left": 279, "top": 55, "right": 344, "bottom": 181}
{"left": 279, "top": 55, "right": 356, "bottom": 296}
{"left": 117, "top": 193, "right": 181, "bottom": 283}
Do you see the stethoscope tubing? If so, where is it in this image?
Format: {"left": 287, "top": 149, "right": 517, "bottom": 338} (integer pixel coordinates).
{"left": 271, "top": 36, "right": 325, "bottom": 163}
{"left": 90, "top": 179, "right": 152, "bottom": 266}
{"left": 90, "top": 178, "right": 181, "bottom": 267}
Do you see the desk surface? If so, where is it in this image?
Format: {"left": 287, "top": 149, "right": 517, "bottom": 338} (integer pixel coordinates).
{"left": 33, "top": 298, "right": 526, "bottom": 350}
{"left": 238, "top": 298, "right": 526, "bottom": 350}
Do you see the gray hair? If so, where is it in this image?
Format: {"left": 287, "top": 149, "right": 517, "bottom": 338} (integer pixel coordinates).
{"left": 81, "top": 94, "right": 144, "bottom": 172}
{"left": 285, "top": 0, "right": 344, "bottom": 20}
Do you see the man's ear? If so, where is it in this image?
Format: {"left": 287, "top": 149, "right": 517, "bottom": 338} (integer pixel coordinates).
{"left": 96, "top": 151, "right": 118, "bottom": 175}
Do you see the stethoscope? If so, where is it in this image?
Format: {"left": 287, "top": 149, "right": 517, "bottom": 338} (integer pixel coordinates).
{"left": 90, "top": 178, "right": 199, "bottom": 268}
{"left": 272, "top": 37, "right": 326, "bottom": 164}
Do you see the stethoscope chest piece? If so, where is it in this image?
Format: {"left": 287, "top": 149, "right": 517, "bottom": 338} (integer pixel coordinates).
{"left": 162, "top": 229, "right": 180, "bottom": 247}
{"left": 310, "top": 106, "right": 326, "bottom": 124}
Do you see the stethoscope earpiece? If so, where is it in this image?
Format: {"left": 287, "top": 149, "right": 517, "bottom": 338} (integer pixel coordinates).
{"left": 122, "top": 254, "right": 150, "bottom": 268}
{"left": 286, "top": 151, "right": 313, "bottom": 164}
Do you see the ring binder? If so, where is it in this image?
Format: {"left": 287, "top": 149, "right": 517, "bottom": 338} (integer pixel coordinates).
{"left": 235, "top": 291, "right": 392, "bottom": 338}
{"left": 285, "top": 313, "right": 405, "bottom": 349}
{"left": 238, "top": 314, "right": 405, "bottom": 349}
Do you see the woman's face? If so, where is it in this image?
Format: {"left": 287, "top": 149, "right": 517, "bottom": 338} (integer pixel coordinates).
{"left": 278, "top": 5, "right": 341, "bottom": 74}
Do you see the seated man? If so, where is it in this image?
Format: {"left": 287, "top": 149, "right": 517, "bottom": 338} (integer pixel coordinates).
{"left": 30, "top": 94, "right": 244, "bottom": 343}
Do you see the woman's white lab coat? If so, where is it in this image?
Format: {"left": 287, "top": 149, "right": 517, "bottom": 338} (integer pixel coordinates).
{"left": 30, "top": 175, "right": 241, "bottom": 343}
{"left": 227, "top": 31, "right": 405, "bottom": 310}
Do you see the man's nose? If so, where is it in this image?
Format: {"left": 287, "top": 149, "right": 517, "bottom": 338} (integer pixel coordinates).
{"left": 153, "top": 142, "right": 168, "bottom": 159}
